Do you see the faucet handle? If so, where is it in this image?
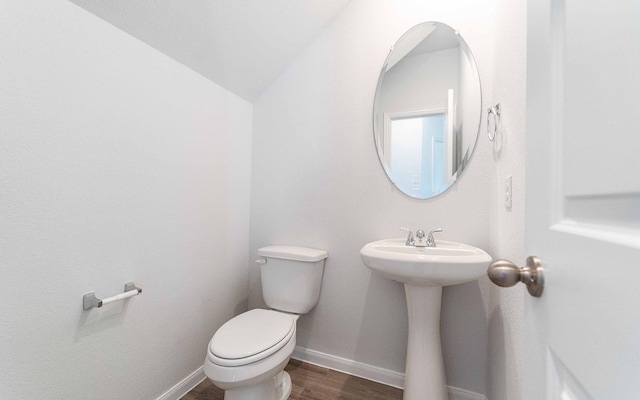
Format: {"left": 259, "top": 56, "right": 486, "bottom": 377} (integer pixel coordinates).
{"left": 400, "top": 227, "right": 414, "bottom": 246}
{"left": 427, "top": 229, "right": 443, "bottom": 247}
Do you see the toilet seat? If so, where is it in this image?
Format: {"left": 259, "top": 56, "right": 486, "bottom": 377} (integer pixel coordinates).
{"left": 208, "top": 309, "right": 296, "bottom": 367}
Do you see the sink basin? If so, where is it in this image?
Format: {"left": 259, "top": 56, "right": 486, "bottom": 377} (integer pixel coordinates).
{"left": 360, "top": 238, "right": 491, "bottom": 400}
{"left": 360, "top": 238, "right": 491, "bottom": 286}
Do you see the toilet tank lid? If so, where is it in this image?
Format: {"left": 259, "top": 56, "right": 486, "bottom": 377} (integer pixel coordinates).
{"left": 257, "top": 245, "right": 328, "bottom": 262}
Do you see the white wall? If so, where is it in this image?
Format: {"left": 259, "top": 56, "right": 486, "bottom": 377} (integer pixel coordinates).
{"left": 250, "top": 0, "right": 502, "bottom": 396}
{"left": 0, "top": 1, "right": 252, "bottom": 399}
{"left": 487, "top": 0, "right": 527, "bottom": 399}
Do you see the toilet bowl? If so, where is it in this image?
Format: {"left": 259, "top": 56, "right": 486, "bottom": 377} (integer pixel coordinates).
{"left": 204, "top": 245, "right": 328, "bottom": 400}
{"left": 204, "top": 309, "right": 298, "bottom": 400}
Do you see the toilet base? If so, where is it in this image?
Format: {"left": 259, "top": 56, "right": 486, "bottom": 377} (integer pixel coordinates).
{"left": 276, "top": 371, "right": 293, "bottom": 400}
{"left": 223, "top": 371, "right": 292, "bottom": 400}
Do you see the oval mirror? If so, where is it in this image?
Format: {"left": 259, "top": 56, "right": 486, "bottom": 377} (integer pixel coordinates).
{"left": 373, "top": 22, "right": 482, "bottom": 199}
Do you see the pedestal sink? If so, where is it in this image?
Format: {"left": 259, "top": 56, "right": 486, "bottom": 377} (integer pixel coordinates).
{"left": 360, "top": 238, "right": 491, "bottom": 400}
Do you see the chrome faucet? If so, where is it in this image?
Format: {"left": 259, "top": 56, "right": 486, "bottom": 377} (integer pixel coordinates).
{"left": 401, "top": 228, "right": 443, "bottom": 247}
{"left": 414, "top": 230, "right": 427, "bottom": 247}
{"left": 426, "top": 229, "right": 443, "bottom": 247}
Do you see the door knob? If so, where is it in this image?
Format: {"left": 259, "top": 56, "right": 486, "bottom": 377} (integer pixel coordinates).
{"left": 487, "top": 256, "right": 544, "bottom": 297}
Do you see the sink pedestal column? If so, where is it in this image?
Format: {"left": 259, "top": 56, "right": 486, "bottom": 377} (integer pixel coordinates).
{"left": 403, "top": 284, "right": 448, "bottom": 400}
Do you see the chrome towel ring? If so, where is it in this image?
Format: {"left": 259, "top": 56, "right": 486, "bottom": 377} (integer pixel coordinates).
{"left": 487, "top": 103, "right": 501, "bottom": 141}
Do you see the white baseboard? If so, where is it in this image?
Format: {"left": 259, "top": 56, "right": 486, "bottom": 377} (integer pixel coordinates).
{"left": 292, "top": 346, "right": 487, "bottom": 400}
{"left": 155, "top": 366, "right": 206, "bottom": 400}
{"left": 448, "top": 386, "right": 488, "bottom": 400}
{"left": 292, "top": 346, "right": 405, "bottom": 389}
{"left": 156, "top": 349, "right": 487, "bottom": 400}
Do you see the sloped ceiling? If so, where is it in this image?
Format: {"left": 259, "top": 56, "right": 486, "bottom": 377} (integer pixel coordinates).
{"left": 68, "top": 0, "right": 352, "bottom": 101}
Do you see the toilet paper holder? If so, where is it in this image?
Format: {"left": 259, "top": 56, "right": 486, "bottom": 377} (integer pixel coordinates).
{"left": 83, "top": 282, "right": 142, "bottom": 310}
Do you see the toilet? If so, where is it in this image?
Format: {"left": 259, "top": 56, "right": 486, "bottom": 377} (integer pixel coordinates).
{"left": 204, "top": 245, "right": 328, "bottom": 400}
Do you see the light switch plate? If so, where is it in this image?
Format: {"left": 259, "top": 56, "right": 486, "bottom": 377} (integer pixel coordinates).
{"left": 505, "top": 175, "right": 512, "bottom": 209}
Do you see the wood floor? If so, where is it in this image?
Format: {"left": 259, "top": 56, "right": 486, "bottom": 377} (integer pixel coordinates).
{"left": 182, "top": 359, "right": 403, "bottom": 400}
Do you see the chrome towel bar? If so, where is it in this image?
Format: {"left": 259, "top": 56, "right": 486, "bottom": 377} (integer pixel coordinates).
{"left": 83, "top": 282, "right": 142, "bottom": 310}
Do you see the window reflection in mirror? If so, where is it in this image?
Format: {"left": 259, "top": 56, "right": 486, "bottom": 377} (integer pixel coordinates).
{"left": 386, "top": 111, "right": 450, "bottom": 198}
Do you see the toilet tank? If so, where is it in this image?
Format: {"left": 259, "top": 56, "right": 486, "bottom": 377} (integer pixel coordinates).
{"left": 257, "top": 245, "right": 328, "bottom": 314}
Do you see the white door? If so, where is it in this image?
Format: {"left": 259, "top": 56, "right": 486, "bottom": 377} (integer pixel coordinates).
{"left": 524, "top": 0, "right": 640, "bottom": 399}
